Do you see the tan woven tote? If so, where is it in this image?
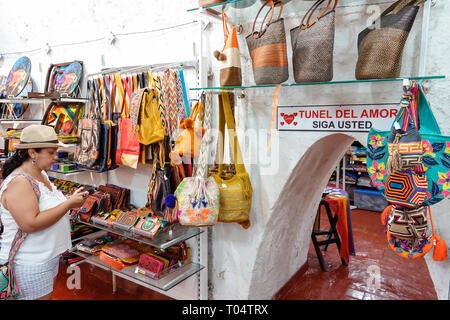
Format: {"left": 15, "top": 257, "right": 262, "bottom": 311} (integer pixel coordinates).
{"left": 355, "top": 0, "right": 425, "bottom": 80}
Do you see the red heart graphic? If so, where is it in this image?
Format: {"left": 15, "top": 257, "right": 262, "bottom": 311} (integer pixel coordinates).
{"left": 294, "top": 122, "right": 298, "bottom": 126}
{"left": 283, "top": 114, "right": 295, "bottom": 125}
{"left": 280, "top": 122, "right": 285, "bottom": 126}
{"left": 280, "top": 113, "right": 285, "bottom": 117}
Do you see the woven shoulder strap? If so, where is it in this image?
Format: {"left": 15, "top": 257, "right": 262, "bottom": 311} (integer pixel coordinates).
{"left": 1, "top": 171, "right": 41, "bottom": 264}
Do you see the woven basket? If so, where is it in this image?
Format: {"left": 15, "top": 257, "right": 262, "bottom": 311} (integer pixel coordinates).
{"left": 355, "top": 0, "right": 423, "bottom": 79}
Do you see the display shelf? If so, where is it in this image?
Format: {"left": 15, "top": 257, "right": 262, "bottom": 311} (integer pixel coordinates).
{"left": 0, "top": 97, "right": 88, "bottom": 104}
{"left": 190, "top": 75, "right": 446, "bottom": 91}
{"left": 74, "top": 219, "right": 204, "bottom": 250}
{"left": 72, "top": 249, "right": 204, "bottom": 291}
{"left": 188, "top": 0, "right": 399, "bottom": 23}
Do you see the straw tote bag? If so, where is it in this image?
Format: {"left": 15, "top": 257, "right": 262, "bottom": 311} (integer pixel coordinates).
{"left": 355, "top": 0, "right": 425, "bottom": 79}
{"left": 290, "top": 0, "right": 337, "bottom": 83}
{"left": 246, "top": 0, "right": 288, "bottom": 85}
{"left": 214, "top": 9, "right": 242, "bottom": 87}
{"left": 212, "top": 92, "right": 253, "bottom": 229}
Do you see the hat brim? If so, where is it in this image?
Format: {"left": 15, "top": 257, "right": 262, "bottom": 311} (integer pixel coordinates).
{"left": 13, "top": 142, "right": 70, "bottom": 149}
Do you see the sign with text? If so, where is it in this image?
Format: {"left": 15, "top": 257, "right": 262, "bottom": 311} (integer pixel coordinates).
{"left": 277, "top": 104, "right": 399, "bottom": 132}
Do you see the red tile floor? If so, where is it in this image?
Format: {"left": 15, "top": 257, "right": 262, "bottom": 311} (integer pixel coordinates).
{"left": 274, "top": 209, "right": 438, "bottom": 300}
{"left": 52, "top": 209, "right": 437, "bottom": 300}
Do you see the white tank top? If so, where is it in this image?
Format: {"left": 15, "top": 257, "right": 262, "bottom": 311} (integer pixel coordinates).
{"left": 0, "top": 170, "right": 71, "bottom": 265}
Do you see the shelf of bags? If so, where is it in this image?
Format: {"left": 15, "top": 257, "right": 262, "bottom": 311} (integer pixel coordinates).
{"left": 71, "top": 249, "right": 204, "bottom": 291}
{"left": 187, "top": 0, "right": 400, "bottom": 24}
{"left": 189, "top": 75, "right": 446, "bottom": 91}
{"left": 74, "top": 218, "right": 204, "bottom": 250}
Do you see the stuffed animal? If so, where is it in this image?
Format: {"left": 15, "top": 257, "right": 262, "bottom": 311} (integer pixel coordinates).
{"left": 170, "top": 117, "right": 205, "bottom": 165}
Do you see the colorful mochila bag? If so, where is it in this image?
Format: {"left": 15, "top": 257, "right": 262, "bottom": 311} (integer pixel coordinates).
{"left": 367, "top": 81, "right": 450, "bottom": 207}
{"left": 384, "top": 169, "right": 428, "bottom": 208}
{"left": 0, "top": 171, "right": 40, "bottom": 300}
{"left": 381, "top": 205, "right": 447, "bottom": 260}
{"left": 175, "top": 92, "right": 220, "bottom": 227}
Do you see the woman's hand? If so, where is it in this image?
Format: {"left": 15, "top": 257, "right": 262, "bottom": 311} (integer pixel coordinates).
{"left": 67, "top": 187, "right": 89, "bottom": 209}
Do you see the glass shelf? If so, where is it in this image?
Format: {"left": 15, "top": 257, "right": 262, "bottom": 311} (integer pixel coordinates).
{"left": 72, "top": 249, "right": 204, "bottom": 291}
{"left": 0, "top": 97, "right": 88, "bottom": 104}
{"left": 75, "top": 219, "right": 204, "bottom": 250}
{"left": 189, "top": 75, "right": 446, "bottom": 91}
{"left": 187, "top": 0, "right": 398, "bottom": 24}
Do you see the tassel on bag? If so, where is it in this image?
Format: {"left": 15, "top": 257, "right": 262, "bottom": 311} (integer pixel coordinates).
{"left": 428, "top": 208, "right": 448, "bottom": 261}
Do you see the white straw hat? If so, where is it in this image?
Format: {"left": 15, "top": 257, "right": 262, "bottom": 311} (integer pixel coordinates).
{"left": 13, "top": 125, "right": 66, "bottom": 149}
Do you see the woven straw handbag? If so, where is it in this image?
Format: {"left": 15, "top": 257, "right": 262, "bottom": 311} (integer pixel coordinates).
{"left": 175, "top": 92, "right": 220, "bottom": 227}
{"left": 355, "top": 0, "right": 425, "bottom": 79}
{"left": 290, "top": 0, "right": 337, "bottom": 83}
{"left": 211, "top": 92, "right": 252, "bottom": 229}
{"left": 246, "top": 0, "right": 288, "bottom": 85}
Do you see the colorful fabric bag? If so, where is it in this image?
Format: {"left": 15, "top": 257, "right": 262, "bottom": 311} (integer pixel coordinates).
{"left": 214, "top": 9, "right": 242, "bottom": 87}
{"left": 0, "top": 171, "right": 40, "bottom": 300}
{"left": 211, "top": 92, "right": 252, "bottom": 229}
{"left": 246, "top": 0, "right": 288, "bottom": 85}
{"left": 367, "top": 81, "right": 450, "bottom": 207}
{"left": 175, "top": 92, "right": 220, "bottom": 227}
{"left": 290, "top": 0, "right": 337, "bottom": 83}
{"left": 384, "top": 169, "right": 428, "bottom": 208}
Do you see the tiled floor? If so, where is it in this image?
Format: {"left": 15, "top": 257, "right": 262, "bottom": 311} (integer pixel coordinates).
{"left": 52, "top": 209, "right": 437, "bottom": 300}
{"left": 274, "top": 209, "right": 438, "bottom": 300}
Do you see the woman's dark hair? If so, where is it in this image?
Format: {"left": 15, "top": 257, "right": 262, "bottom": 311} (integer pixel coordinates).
{"left": 2, "top": 148, "right": 42, "bottom": 179}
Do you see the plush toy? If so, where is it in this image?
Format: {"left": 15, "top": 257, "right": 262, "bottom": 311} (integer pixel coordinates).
{"left": 169, "top": 116, "right": 205, "bottom": 166}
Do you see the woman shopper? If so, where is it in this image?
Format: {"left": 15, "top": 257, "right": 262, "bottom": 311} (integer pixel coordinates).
{"left": 0, "top": 125, "right": 88, "bottom": 300}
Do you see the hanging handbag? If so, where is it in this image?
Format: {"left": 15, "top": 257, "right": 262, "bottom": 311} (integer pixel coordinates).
{"left": 74, "top": 80, "right": 102, "bottom": 169}
{"left": 130, "top": 88, "right": 165, "bottom": 145}
{"left": 211, "top": 92, "right": 252, "bottom": 229}
{"left": 246, "top": 0, "right": 289, "bottom": 85}
{"left": 175, "top": 92, "right": 220, "bottom": 227}
{"left": 384, "top": 169, "right": 428, "bottom": 208}
{"left": 367, "top": 81, "right": 450, "bottom": 207}
{"left": 386, "top": 82, "right": 422, "bottom": 172}
{"left": 214, "top": 9, "right": 242, "bottom": 87}
{"left": 115, "top": 75, "right": 141, "bottom": 169}
{"left": 290, "top": 0, "right": 337, "bottom": 83}
{"left": 146, "top": 136, "right": 173, "bottom": 218}
{"left": 0, "top": 172, "right": 40, "bottom": 300}
{"left": 355, "top": 0, "right": 425, "bottom": 79}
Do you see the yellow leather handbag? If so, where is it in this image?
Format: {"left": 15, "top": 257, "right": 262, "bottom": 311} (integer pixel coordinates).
{"left": 211, "top": 92, "right": 252, "bottom": 229}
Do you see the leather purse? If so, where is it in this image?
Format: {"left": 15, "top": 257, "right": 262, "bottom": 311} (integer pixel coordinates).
{"left": 114, "top": 211, "right": 141, "bottom": 231}
{"left": 133, "top": 216, "right": 167, "bottom": 238}
{"left": 138, "top": 253, "right": 165, "bottom": 278}
{"left": 211, "top": 92, "right": 252, "bottom": 229}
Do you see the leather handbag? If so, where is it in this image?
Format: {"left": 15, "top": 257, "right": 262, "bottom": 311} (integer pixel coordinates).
{"left": 246, "top": 0, "right": 288, "bottom": 85}
{"left": 211, "top": 92, "right": 252, "bottom": 229}
{"left": 74, "top": 80, "right": 103, "bottom": 168}
{"left": 290, "top": 0, "right": 337, "bottom": 83}
{"left": 175, "top": 92, "right": 220, "bottom": 227}
{"left": 384, "top": 169, "right": 428, "bottom": 208}
{"left": 214, "top": 9, "right": 242, "bottom": 87}
{"left": 386, "top": 82, "right": 422, "bottom": 172}
{"left": 115, "top": 74, "right": 141, "bottom": 169}
{"left": 355, "top": 0, "right": 425, "bottom": 79}
{"left": 146, "top": 137, "right": 173, "bottom": 218}
{"left": 130, "top": 87, "right": 165, "bottom": 145}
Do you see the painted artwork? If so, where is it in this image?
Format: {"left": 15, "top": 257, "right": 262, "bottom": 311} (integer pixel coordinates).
{"left": 5, "top": 56, "right": 32, "bottom": 97}
{"left": 50, "top": 62, "right": 82, "bottom": 96}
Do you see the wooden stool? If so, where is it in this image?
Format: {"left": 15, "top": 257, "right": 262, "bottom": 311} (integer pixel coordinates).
{"left": 311, "top": 200, "right": 348, "bottom": 271}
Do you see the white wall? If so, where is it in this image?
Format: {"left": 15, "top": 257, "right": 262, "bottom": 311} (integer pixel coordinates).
{"left": 1, "top": 0, "right": 449, "bottom": 300}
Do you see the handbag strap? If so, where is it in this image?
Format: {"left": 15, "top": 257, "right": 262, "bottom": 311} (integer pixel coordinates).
{"left": 195, "top": 92, "right": 212, "bottom": 179}
{"left": 381, "top": 0, "right": 425, "bottom": 16}
{"left": 2, "top": 171, "right": 41, "bottom": 264}
{"left": 251, "top": 0, "right": 283, "bottom": 39}
{"left": 217, "top": 92, "right": 247, "bottom": 176}
{"left": 113, "top": 72, "right": 127, "bottom": 117}
{"left": 305, "top": 0, "right": 338, "bottom": 28}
